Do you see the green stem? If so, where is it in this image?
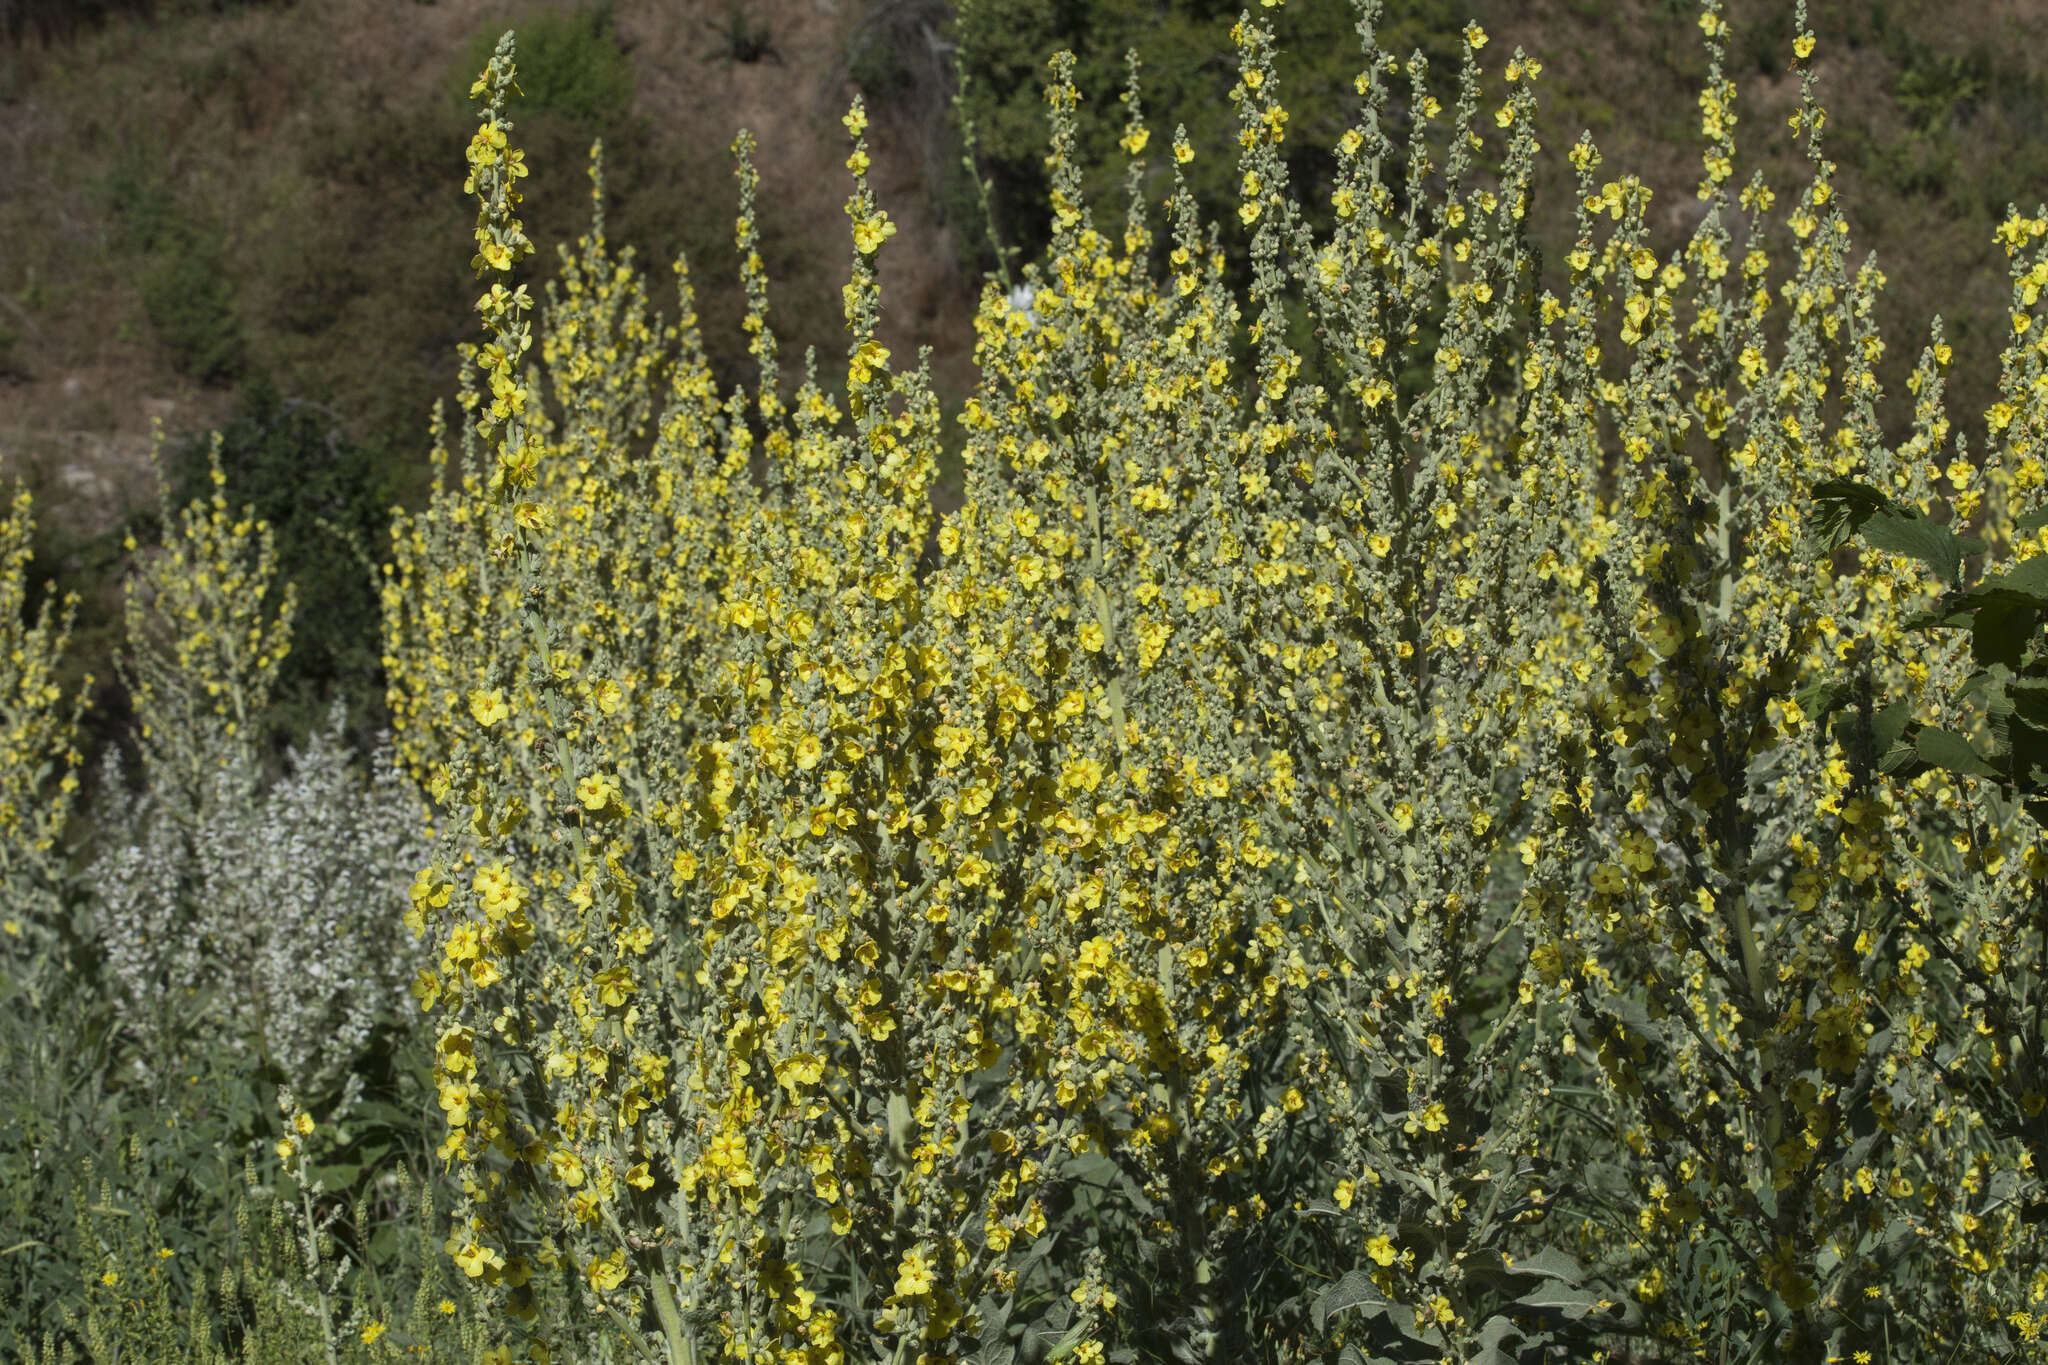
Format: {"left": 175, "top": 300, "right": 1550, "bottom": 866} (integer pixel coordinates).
{"left": 297, "top": 1176, "right": 339, "bottom": 1365}
{"left": 650, "top": 1275, "right": 696, "bottom": 1365}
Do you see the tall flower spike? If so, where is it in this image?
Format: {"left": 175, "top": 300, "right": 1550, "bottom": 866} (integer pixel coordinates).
{"left": 0, "top": 484, "right": 84, "bottom": 916}
{"left": 466, "top": 32, "right": 538, "bottom": 479}
{"left": 120, "top": 426, "right": 296, "bottom": 819}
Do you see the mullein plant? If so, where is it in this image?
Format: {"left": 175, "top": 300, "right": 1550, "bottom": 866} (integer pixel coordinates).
{"left": 116, "top": 431, "right": 297, "bottom": 819}
{"left": 0, "top": 482, "right": 98, "bottom": 1354}
{"left": 385, "top": 7, "right": 2044, "bottom": 1365}
{"left": 1508, "top": 5, "right": 2046, "bottom": 1359}
{"left": 0, "top": 481, "right": 87, "bottom": 948}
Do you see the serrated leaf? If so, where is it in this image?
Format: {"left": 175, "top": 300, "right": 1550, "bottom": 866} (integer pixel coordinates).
{"left": 1795, "top": 678, "right": 1850, "bottom": 721}
{"left": 1876, "top": 738, "right": 1925, "bottom": 776}
{"left": 2009, "top": 677, "right": 2048, "bottom": 723}
{"left": 1916, "top": 727, "right": 2001, "bottom": 779}
{"left": 1812, "top": 480, "right": 1988, "bottom": 578}
{"left": 1967, "top": 592, "right": 2041, "bottom": 669}
{"left": 1809, "top": 479, "right": 1894, "bottom": 554}
{"left": 1983, "top": 553, "right": 2048, "bottom": 598}
{"left": 1863, "top": 509, "right": 1984, "bottom": 582}
{"left": 1314, "top": 1270, "right": 1390, "bottom": 1333}
{"left": 1871, "top": 699, "right": 1913, "bottom": 751}
{"left": 2007, "top": 718, "right": 2048, "bottom": 790}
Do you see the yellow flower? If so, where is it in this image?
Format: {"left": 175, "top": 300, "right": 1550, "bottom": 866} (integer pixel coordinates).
{"left": 895, "top": 1246, "right": 935, "bottom": 1298}
{"left": 1463, "top": 22, "right": 1488, "bottom": 48}
{"left": 852, "top": 213, "right": 896, "bottom": 254}
{"left": 453, "top": 1240, "right": 505, "bottom": 1280}
{"left": 848, "top": 339, "right": 891, "bottom": 385}
{"left": 361, "top": 1322, "right": 387, "bottom": 1344}
{"left": 1366, "top": 1234, "right": 1397, "bottom": 1266}
{"left": 469, "top": 688, "right": 509, "bottom": 727}
{"left": 585, "top": 1250, "right": 629, "bottom": 1292}
{"left": 293, "top": 1111, "right": 314, "bottom": 1136}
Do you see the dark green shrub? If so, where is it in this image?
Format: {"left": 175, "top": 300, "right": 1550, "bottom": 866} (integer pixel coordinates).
{"left": 1895, "top": 49, "right": 1985, "bottom": 131}
{"left": 703, "top": 3, "right": 777, "bottom": 68}
{"left": 107, "top": 156, "right": 249, "bottom": 385}
{"left": 140, "top": 224, "right": 246, "bottom": 385}
{"left": 456, "top": 2, "right": 633, "bottom": 127}
{"left": 104, "top": 159, "right": 176, "bottom": 254}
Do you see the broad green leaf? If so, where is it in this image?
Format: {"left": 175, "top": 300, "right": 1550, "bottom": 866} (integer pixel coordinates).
{"left": 1862, "top": 509, "right": 1985, "bottom": 583}
{"left": 1981, "top": 553, "right": 2048, "bottom": 599}
{"left": 1471, "top": 1315, "right": 1525, "bottom": 1365}
{"left": 1794, "top": 677, "right": 1849, "bottom": 722}
{"left": 1915, "top": 727, "right": 2001, "bottom": 779}
{"left": 2005, "top": 717, "right": 2048, "bottom": 790}
{"left": 1966, "top": 592, "right": 2041, "bottom": 669}
{"left": 1314, "top": 1269, "right": 1390, "bottom": 1333}
{"left": 1810, "top": 479, "right": 1985, "bottom": 579}
{"left": 1809, "top": 479, "right": 1894, "bottom": 554}
{"left": 1505, "top": 1247, "right": 1584, "bottom": 1282}
{"left": 1514, "top": 1282, "right": 1609, "bottom": 1316}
